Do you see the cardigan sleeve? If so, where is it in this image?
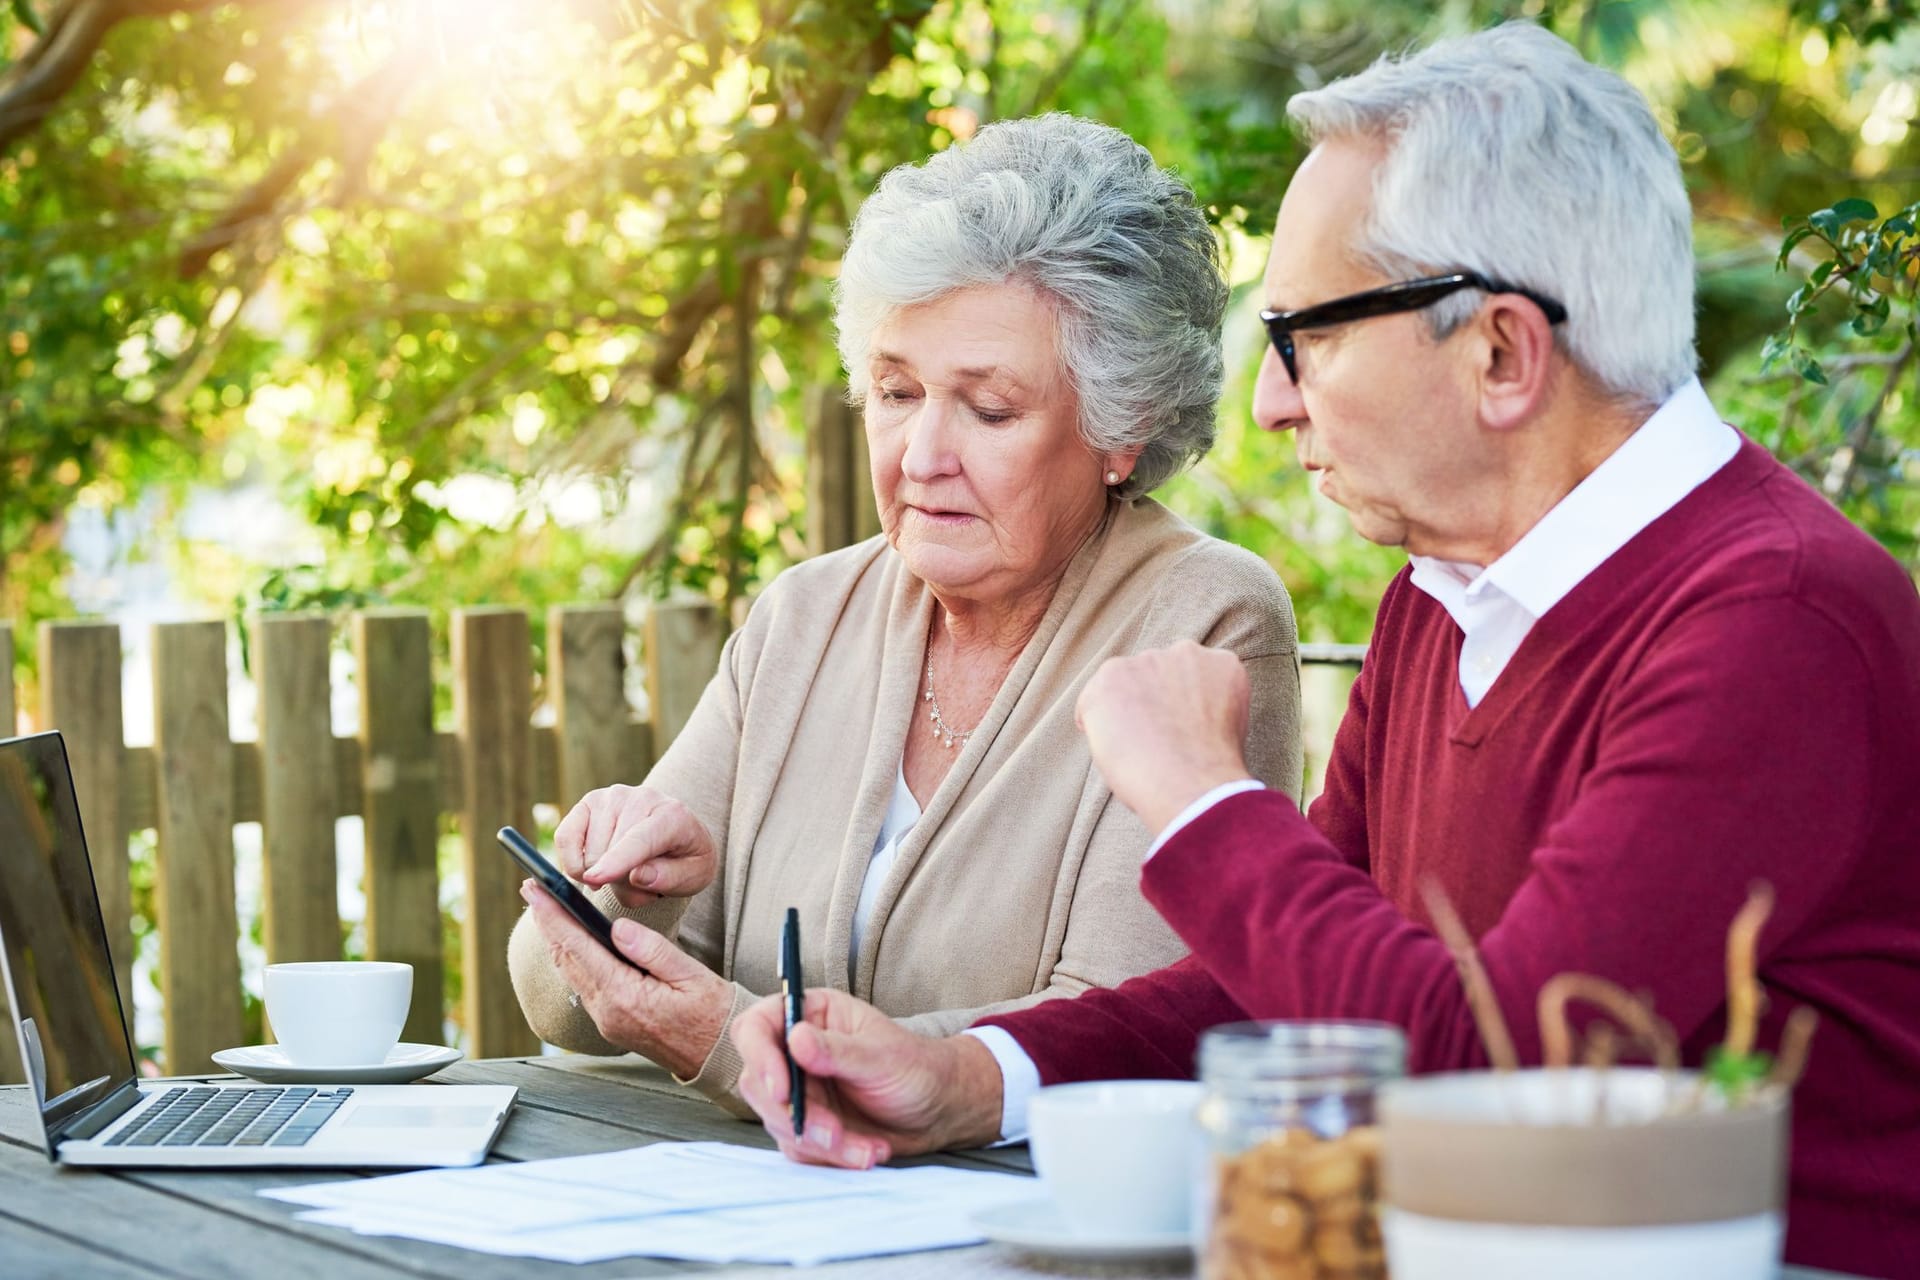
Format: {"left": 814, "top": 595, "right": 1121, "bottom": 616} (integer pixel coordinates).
{"left": 505, "top": 618, "right": 753, "bottom": 1053}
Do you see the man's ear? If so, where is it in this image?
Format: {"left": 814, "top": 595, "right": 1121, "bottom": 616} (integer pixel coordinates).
{"left": 1475, "top": 295, "right": 1559, "bottom": 432}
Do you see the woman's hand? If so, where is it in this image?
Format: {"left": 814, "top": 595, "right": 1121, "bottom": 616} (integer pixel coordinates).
{"left": 519, "top": 880, "right": 733, "bottom": 1078}
{"left": 554, "top": 784, "right": 717, "bottom": 908}
{"left": 732, "top": 988, "right": 1006, "bottom": 1168}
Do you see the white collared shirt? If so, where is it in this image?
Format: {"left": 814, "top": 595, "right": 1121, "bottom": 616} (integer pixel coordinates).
{"left": 1406, "top": 377, "right": 1738, "bottom": 709}
{"left": 969, "top": 378, "right": 1740, "bottom": 1141}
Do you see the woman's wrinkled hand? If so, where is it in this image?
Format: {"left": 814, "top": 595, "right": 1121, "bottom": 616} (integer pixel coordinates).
{"left": 519, "top": 879, "right": 732, "bottom": 1078}
{"left": 553, "top": 784, "right": 717, "bottom": 908}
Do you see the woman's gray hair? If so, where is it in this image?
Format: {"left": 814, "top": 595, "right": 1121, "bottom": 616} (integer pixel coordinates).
{"left": 835, "top": 113, "right": 1228, "bottom": 498}
{"left": 1288, "top": 22, "right": 1697, "bottom": 407}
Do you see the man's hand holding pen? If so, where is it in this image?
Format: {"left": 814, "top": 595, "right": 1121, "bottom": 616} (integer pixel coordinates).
{"left": 732, "top": 986, "right": 1005, "bottom": 1169}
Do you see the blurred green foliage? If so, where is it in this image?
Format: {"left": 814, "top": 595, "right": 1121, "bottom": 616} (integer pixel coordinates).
{"left": 1, "top": 0, "right": 1915, "bottom": 673}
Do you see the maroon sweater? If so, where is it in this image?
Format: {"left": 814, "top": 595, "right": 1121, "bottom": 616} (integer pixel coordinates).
{"left": 980, "top": 439, "right": 1920, "bottom": 1279}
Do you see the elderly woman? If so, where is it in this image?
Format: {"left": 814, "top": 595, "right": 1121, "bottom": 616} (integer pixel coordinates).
{"left": 508, "top": 113, "right": 1302, "bottom": 1114}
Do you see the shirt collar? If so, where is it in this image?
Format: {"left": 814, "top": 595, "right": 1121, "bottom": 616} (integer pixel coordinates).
{"left": 1410, "top": 377, "right": 1739, "bottom": 621}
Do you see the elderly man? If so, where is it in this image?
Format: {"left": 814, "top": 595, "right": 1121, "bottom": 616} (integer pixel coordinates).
{"left": 730, "top": 23, "right": 1920, "bottom": 1277}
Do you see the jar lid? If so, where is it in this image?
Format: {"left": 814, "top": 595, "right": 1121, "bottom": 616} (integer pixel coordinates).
{"left": 1200, "top": 1020, "right": 1407, "bottom": 1096}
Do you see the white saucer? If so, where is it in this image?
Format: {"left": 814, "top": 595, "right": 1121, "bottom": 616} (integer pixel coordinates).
{"left": 210, "top": 1043, "right": 463, "bottom": 1085}
{"left": 971, "top": 1198, "right": 1193, "bottom": 1263}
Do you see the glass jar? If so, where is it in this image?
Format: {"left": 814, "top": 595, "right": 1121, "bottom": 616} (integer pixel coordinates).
{"left": 1196, "top": 1021, "right": 1406, "bottom": 1280}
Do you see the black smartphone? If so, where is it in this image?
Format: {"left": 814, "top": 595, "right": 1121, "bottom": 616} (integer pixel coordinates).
{"left": 497, "top": 825, "right": 645, "bottom": 971}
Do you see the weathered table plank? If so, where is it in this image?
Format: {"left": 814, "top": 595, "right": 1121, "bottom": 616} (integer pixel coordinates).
{"left": 0, "top": 1213, "right": 165, "bottom": 1280}
{"left": 0, "top": 1136, "right": 422, "bottom": 1280}
{"left": 0, "top": 1058, "right": 1039, "bottom": 1279}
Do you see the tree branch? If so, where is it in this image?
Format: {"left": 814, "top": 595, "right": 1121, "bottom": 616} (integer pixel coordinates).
{"left": 177, "top": 49, "right": 419, "bottom": 278}
{"left": 614, "top": 395, "right": 729, "bottom": 597}
{"left": 1, "top": 0, "right": 120, "bottom": 152}
{"left": 1825, "top": 338, "right": 1915, "bottom": 500}
{"left": 1020, "top": 0, "right": 1129, "bottom": 117}
{"left": 0, "top": 0, "right": 241, "bottom": 154}
{"left": 719, "top": 261, "right": 761, "bottom": 611}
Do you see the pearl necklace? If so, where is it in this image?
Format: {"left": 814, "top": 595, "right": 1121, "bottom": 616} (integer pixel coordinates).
{"left": 922, "top": 654, "right": 975, "bottom": 750}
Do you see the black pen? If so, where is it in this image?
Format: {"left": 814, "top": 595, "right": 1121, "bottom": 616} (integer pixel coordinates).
{"left": 779, "top": 906, "right": 806, "bottom": 1136}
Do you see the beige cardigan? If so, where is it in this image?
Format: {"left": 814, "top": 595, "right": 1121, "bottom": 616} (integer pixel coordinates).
{"left": 507, "top": 498, "right": 1302, "bottom": 1113}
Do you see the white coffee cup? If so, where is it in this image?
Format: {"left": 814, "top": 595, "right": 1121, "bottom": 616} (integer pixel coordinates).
{"left": 1027, "top": 1079, "right": 1204, "bottom": 1239}
{"left": 263, "top": 961, "right": 413, "bottom": 1067}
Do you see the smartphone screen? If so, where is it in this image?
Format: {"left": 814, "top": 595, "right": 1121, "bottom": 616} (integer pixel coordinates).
{"left": 497, "top": 825, "right": 645, "bottom": 971}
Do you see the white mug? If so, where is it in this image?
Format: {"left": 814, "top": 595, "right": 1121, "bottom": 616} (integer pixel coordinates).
{"left": 1027, "top": 1079, "right": 1204, "bottom": 1239}
{"left": 263, "top": 961, "right": 413, "bottom": 1067}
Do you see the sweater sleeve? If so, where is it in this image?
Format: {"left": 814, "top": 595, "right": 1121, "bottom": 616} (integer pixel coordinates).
{"left": 972, "top": 955, "right": 1246, "bottom": 1082}
{"left": 1137, "top": 594, "right": 1877, "bottom": 1073}
{"left": 505, "top": 618, "right": 753, "bottom": 1053}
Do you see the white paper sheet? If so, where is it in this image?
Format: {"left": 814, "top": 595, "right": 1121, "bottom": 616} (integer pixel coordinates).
{"left": 261, "top": 1142, "right": 1043, "bottom": 1266}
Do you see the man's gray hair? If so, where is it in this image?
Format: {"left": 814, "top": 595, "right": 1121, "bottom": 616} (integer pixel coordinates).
{"left": 835, "top": 114, "right": 1228, "bottom": 497}
{"left": 1288, "top": 22, "right": 1697, "bottom": 406}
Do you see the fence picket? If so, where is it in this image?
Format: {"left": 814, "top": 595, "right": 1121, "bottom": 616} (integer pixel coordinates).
{"left": 150, "top": 621, "right": 242, "bottom": 1074}
{"left": 254, "top": 615, "right": 341, "bottom": 966}
{"left": 39, "top": 622, "right": 133, "bottom": 1026}
{"left": 354, "top": 610, "right": 444, "bottom": 1047}
{"left": 551, "top": 605, "right": 642, "bottom": 805}
{"left": 645, "top": 600, "right": 722, "bottom": 754}
{"left": 453, "top": 608, "right": 538, "bottom": 1059}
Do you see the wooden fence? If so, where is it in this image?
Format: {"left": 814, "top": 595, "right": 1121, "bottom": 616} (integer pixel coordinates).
{"left": 0, "top": 603, "right": 723, "bottom": 1081}
{"left": 0, "top": 605, "right": 1361, "bottom": 1087}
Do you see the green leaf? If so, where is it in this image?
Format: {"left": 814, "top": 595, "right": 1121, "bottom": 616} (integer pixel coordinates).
{"left": 1852, "top": 294, "right": 1892, "bottom": 336}
{"left": 1792, "top": 348, "right": 1830, "bottom": 385}
{"left": 9, "top": 0, "right": 43, "bottom": 35}
{"left": 1809, "top": 198, "right": 1880, "bottom": 238}
{"left": 1777, "top": 225, "right": 1817, "bottom": 267}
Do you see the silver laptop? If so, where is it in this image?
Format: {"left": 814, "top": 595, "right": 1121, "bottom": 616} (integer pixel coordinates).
{"left": 0, "top": 730, "right": 516, "bottom": 1168}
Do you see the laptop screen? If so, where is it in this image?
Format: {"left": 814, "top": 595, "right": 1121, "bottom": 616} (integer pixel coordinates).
{"left": 0, "top": 733, "right": 139, "bottom": 1134}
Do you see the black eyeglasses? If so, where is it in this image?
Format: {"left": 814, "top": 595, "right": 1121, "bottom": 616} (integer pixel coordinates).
{"left": 1259, "top": 272, "right": 1569, "bottom": 385}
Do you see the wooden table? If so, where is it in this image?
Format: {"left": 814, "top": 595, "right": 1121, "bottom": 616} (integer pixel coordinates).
{"left": 0, "top": 1056, "right": 1865, "bottom": 1280}
{"left": 0, "top": 1055, "right": 1075, "bottom": 1280}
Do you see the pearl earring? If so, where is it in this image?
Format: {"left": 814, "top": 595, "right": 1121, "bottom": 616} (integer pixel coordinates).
{"left": 1105, "top": 470, "right": 1121, "bottom": 485}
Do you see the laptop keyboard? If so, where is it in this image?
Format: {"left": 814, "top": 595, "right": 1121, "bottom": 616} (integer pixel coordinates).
{"left": 103, "top": 1086, "right": 355, "bottom": 1149}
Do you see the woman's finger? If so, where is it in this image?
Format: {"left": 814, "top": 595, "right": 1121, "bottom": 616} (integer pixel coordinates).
{"left": 553, "top": 800, "right": 594, "bottom": 879}
{"left": 626, "top": 851, "right": 708, "bottom": 897}
{"left": 583, "top": 814, "right": 679, "bottom": 887}
{"left": 607, "top": 917, "right": 702, "bottom": 984}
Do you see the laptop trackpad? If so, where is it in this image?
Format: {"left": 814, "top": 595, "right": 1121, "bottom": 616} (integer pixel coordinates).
{"left": 343, "top": 1106, "right": 499, "bottom": 1129}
